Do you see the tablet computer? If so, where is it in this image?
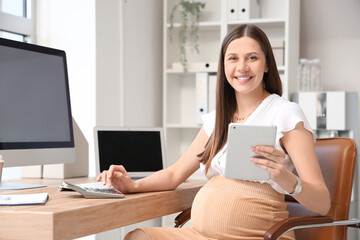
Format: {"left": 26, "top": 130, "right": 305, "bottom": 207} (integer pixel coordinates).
{"left": 224, "top": 124, "right": 277, "bottom": 181}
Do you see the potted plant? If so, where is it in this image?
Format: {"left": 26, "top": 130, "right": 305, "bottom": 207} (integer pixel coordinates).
{"left": 169, "top": 0, "right": 206, "bottom": 72}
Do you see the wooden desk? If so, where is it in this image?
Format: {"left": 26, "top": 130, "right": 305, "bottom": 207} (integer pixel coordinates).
{"left": 0, "top": 178, "right": 205, "bottom": 240}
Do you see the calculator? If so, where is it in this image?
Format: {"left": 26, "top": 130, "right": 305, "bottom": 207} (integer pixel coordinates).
{"left": 62, "top": 181, "right": 125, "bottom": 199}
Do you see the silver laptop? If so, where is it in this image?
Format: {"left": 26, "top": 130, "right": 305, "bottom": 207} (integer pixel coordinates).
{"left": 94, "top": 126, "right": 167, "bottom": 179}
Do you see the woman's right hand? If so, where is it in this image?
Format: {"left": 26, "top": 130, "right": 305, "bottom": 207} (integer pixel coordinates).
{"left": 96, "top": 165, "right": 136, "bottom": 193}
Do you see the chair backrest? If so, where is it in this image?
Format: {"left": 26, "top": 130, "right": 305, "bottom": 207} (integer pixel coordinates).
{"left": 286, "top": 137, "right": 357, "bottom": 240}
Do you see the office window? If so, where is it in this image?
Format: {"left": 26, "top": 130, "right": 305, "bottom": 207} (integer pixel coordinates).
{"left": 0, "top": 0, "right": 35, "bottom": 43}
{"left": 0, "top": 30, "right": 25, "bottom": 41}
{"left": 0, "top": 0, "right": 26, "bottom": 17}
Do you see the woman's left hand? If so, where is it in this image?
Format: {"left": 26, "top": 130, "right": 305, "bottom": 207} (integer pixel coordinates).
{"left": 250, "top": 145, "right": 288, "bottom": 182}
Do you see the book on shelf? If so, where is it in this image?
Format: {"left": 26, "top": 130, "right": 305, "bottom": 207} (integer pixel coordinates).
{"left": 196, "top": 72, "right": 209, "bottom": 124}
{"left": 196, "top": 73, "right": 217, "bottom": 125}
{"left": 227, "top": 0, "right": 260, "bottom": 21}
{"left": 171, "top": 62, "right": 217, "bottom": 72}
{"left": 208, "top": 74, "right": 217, "bottom": 112}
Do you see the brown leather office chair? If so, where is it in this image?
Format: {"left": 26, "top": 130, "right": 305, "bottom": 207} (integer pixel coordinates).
{"left": 174, "top": 138, "right": 360, "bottom": 240}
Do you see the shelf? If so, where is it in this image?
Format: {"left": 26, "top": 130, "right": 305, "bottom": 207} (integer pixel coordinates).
{"left": 166, "top": 25, "right": 221, "bottom": 68}
{"left": 278, "top": 66, "right": 285, "bottom": 72}
{"left": 166, "top": 68, "right": 217, "bottom": 74}
{"left": 167, "top": 21, "right": 221, "bottom": 31}
{"left": 166, "top": 124, "right": 201, "bottom": 129}
{"left": 227, "top": 18, "right": 286, "bottom": 40}
{"left": 166, "top": 66, "right": 283, "bottom": 74}
{"left": 227, "top": 18, "right": 286, "bottom": 28}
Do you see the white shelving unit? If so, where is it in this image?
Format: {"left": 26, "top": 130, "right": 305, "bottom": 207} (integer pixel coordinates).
{"left": 163, "top": 0, "right": 300, "bottom": 171}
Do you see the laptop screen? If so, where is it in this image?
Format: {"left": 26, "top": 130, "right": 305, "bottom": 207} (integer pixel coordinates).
{"left": 94, "top": 127, "right": 166, "bottom": 178}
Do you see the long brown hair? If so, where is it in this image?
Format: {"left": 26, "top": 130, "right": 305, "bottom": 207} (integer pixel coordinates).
{"left": 199, "top": 24, "right": 282, "bottom": 173}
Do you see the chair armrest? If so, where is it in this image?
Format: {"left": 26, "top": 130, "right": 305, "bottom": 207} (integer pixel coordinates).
{"left": 174, "top": 208, "right": 192, "bottom": 228}
{"left": 263, "top": 216, "right": 333, "bottom": 240}
{"left": 348, "top": 220, "right": 360, "bottom": 229}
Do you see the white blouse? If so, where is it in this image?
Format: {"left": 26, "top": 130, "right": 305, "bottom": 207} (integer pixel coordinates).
{"left": 200, "top": 94, "right": 315, "bottom": 194}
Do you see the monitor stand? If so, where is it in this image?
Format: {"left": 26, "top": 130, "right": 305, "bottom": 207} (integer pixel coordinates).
{"left": 0, "top": 182, "right": 47, "bottom": 190}
{"left": 0, "top": 165, "right": 47, "bottom": 190}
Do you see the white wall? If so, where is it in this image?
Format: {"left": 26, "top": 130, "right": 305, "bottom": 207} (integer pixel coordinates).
{"left": 300, "top": 0, "right": 360, "bottom": 92}
{"left": 95, "top": 0, "right": 122, "bottom": 126}
{"left": 122, "top": 1, "right": 163, "bottom": 127}
{"left": 96, "top": 0, "right": 163, "bottom": 128}
{"left": 37, "top": 0, "right": 96, "bottom": 177}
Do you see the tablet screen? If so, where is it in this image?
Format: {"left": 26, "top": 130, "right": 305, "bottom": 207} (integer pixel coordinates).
{"left": 225, "top": 124, "right": 277, "bottom": 181}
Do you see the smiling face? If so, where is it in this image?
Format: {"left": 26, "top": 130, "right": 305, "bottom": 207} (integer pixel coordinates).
{"left": 224, "top": 36, "right": 268, "bottom": 96}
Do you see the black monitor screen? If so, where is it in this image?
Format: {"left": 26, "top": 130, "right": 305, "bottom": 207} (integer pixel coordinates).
{"left": 0, "top": 38, "right": 74, "bottom": 150}
{"left": 97, "top": 130, "right": 163, "bottom": 172}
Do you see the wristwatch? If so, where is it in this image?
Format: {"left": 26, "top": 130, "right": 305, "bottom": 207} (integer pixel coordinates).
{"left": 286, "top": 176, "right": 302, "bottom": 196}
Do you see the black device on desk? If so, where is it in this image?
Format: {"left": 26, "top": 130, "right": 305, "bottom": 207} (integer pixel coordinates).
{"left": 94, "top": 126, "right": 167, "bottom": 180}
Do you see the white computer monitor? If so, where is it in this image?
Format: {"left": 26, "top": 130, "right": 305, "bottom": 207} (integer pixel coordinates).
{"left": 0, "top": 38, "right": 76, "bottom": 188}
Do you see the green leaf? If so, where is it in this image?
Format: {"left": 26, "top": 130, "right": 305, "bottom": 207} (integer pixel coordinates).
{"left": 168, "top": 0, "right": 206, "bottom": 72}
